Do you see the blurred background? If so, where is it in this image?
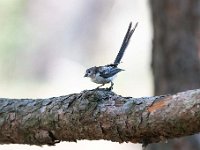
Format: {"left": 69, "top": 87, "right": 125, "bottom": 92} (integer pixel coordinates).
{"left": 0, "top": 0, "right": 151, "bottom": 149}
{"left": 0, "top": 0, "right": 152, "bottom": 99}
{"left": 0, "top": 0, "right": 200, "bottom": 150}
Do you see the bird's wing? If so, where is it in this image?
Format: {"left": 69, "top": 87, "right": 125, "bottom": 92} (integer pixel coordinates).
{"left": 99, "top": 66, "right": 123, "bottom": 78}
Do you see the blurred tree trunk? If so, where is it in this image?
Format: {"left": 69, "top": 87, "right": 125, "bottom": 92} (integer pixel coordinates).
{"left": 149, "top": 0, "right": 200, "bottom": 150}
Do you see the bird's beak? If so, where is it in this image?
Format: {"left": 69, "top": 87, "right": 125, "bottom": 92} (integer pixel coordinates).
{"left": 84, "top": 73, "right": 88, "bottom": 77}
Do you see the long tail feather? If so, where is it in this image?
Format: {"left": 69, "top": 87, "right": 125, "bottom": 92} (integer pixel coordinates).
{"left": 113, "top": 22, "right": 138, "bottom": 65}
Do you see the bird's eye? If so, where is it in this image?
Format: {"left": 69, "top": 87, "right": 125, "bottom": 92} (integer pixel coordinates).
{"left": 87, "top": 70, "right": 91, "bottom": 73}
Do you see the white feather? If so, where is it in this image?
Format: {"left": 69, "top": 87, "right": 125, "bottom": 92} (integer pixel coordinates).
{"left": 91, "top": 72, "right": 116, "bottom": 84}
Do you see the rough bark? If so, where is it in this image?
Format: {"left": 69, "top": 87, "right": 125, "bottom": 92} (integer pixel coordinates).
{"left": 150, "top": 0, "right": 200, "bottom": 149}
{"left": 0, "top": 89, "right": 199, "bottom": 145}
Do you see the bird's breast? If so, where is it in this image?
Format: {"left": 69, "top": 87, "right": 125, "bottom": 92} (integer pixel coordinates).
{"left": 91, "top": 73, "right": 116, "bottom": 84}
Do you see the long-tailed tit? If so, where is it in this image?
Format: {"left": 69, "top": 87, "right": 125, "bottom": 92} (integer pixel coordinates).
{"left": 84, "top": 22, "right": 138, "bottom": 90}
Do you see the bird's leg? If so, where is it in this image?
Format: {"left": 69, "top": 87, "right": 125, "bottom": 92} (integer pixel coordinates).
{"left": 107, "top": 82, "right": 114, "bottom": 91}
{"left": 96, "top": 84, "right": 105, "bottom": 89}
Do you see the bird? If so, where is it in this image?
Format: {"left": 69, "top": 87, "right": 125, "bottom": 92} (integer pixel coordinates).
{"left": 84, "top": 22, "right": 138, "bottom": 90}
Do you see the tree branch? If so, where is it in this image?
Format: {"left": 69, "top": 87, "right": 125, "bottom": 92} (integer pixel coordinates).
{"left": 0, "top": 89, "right": 199, "bottom": 145}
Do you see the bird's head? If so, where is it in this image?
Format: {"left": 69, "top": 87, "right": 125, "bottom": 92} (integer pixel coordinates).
{"left": 84, "top": 67, "right": 96, "bottom": 78}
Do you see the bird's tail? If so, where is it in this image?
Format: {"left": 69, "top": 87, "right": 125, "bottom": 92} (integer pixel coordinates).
{"left": 113, "top": 22, "right": 138, "bottom": 66}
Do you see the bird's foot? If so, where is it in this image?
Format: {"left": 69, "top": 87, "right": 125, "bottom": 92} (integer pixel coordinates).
{"left": 106, "top": 82, "right": 114, "bottom": 91}
{"left": 105, "top": 87, "right": 113, "bottom": 91}
{"left": 106, "top": 85, "right": 113, "bottom": 91}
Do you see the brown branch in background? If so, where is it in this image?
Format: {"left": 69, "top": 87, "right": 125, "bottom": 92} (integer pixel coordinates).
{"left": 0, "top": 89, "right": 199, "bottom": 145}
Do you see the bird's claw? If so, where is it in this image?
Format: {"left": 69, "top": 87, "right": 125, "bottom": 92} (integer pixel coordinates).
{"left": 106, "top": 85, "right": 113, "bottom": 91}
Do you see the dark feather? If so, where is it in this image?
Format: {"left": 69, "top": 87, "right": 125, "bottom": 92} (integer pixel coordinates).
{"left": 114, "top": 22, "right": 138, "bottom": 65}
{"left": 99, "top": 67, "right": 123, "bottom": 78}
